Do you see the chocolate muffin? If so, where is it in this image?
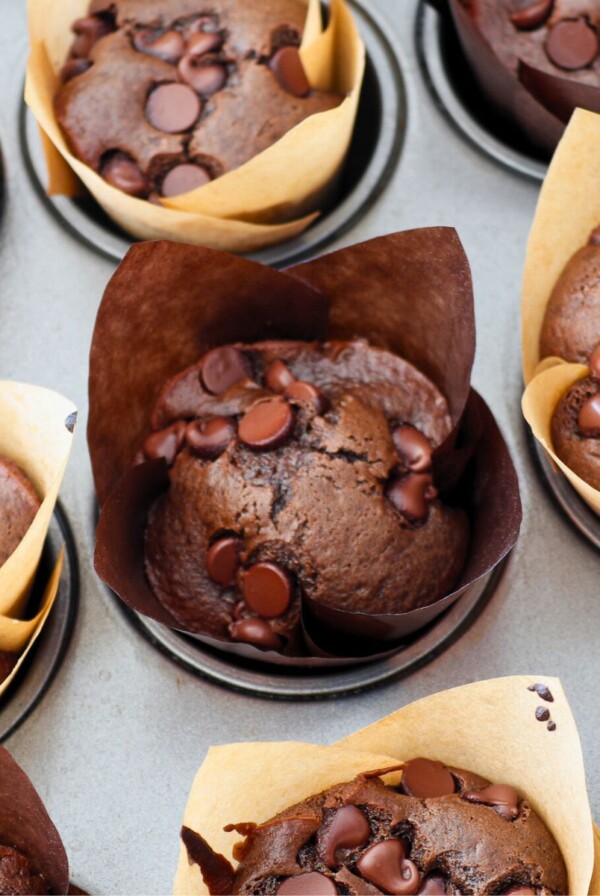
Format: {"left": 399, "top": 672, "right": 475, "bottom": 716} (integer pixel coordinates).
{"left": 140, "top": 339, "right": 469, "bottom": 653}
{"left": 0, "top": 845, "right": 48, "bottom": 896}
{"left": 0, "top": 456, "right": 40, "bottom": 567}
{"left": 182, "top": 757, "right": 568, "bottom": 895}
{"left": 551, "top": 344, "right": 600, "bottom": 489}
{"left": 446, "top": 0, "right": 600, "bottom": 153}
{"left": 54, "top": 0, "right": 342, "bottom": 199}
{"left": 539, "top": 227, "right": 600, "bottom": 365}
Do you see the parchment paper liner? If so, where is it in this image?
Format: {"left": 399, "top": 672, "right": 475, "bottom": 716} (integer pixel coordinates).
{"left": 522, "top": 359, "right": 600, "bottom": 515}
{"left": 0, "top": 744, "right": 69, "bottom": 894}
{"left": 443, "top": 0, "right": 589, "bottom": 154}
{"left": 89, "top": 230, "right": 520, "bottom": 664}
{"left": 173, "top": 676, "right": 593, "bottom": 896}
{"left": 0, "top": 382, "right": 76, "bottom": 616}
{"left": 521, "top": 109, "right": 600, "bottom": 383}
{"left": 25, "top": 0, "right": 365, "bottom": 252}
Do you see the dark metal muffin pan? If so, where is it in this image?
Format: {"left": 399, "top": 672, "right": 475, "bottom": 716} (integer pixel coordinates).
{"left": 6, "top": 0, "right": 600, "bottom": 891}
{"left": 20, "top": 0, "right": 405, "bottom": 268}
{"left": 0, "top": 504, "right": 78, "bottom": 742}
{"left": 415, "top": 1, "right": 548, "bottom": 181}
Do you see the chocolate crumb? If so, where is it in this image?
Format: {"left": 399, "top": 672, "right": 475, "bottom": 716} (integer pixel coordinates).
{"left": 547, "top": 721, "right": 557, "bottom": 732}
{"left": 527, "top": 683, "right": 554, "bottom": 702}
{"left": 535, "top": 706, "right": 550, "bottom": 722}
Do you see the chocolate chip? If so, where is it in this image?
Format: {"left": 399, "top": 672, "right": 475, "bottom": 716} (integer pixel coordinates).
{"left": 160, "top": 163, "right": 211, "bottom": 197}
{"left": 392, "top": 426, "right": 433, "bottom": 472}
{"left": 71, "top": 15, "right": 113, "bottom": 57}
{"left": 284, "top": 381, "right": 327, "bottom": 414}
{"left": 357, "top": 840, "right": 421, "bottom": 895}
{"left": 241, "top": 562, "right": 292, "bottom": 617}
{"left": 61, "top": 58, "right": 92, "bottom": 82}
{"left": 400, "top": 758, "right": 456, "bottom": 799}
{"left": 101, "top": 153, "right": 148, "bottom": 196}
{"left": 547, "top": 721, "right": 557, "bottom": 731}
{"left": 578, "top": 394, "right": 600, "bottom": 435}
{"left": 206, "top": 536, "right": 242, "bottom": 586}
{"left": 228, "top": 618, "right": 281, "bottom": 651}
{"left": 545, "top": 18, "right": 599, "bottom": 70}
{"left": 201, "top": 347, "right": 252, "bottom": 395}
{"left": 276, "top": 873, "right": 337, "bottom": 895}
{"left": 185, "top": 417, "right": 235, "bottom": 458}
{"left": 319, "top": 806, "right": 370, "bottom": 868}
{"left": 187, "top": 32, "right": 223, "bottom": 56}
{"left": 143, "top": 422, "right": 186, "bottom": 466}
{"left": 418, "top": 875, "right": 448, "bottom": 895}
{"left": 270, "top": 46, "right": 310, "bottom": 97}
{"left": 462, "top": 784, "right": 520, "bottom": 820}
{"left": 265, "top": 360, "right": 296, "bottom": 394}
{"left": 386, "top": 473, "right": 437, "bottom": 523}
{"left": 146, "top": 83, "right": 201, "bottom": 133}
{"left": 239, "top": 399, "right": 294, "bottom": 451}
{"left": 178, "top": 55, "right": 227, "bottom": 95}
{"left": 134, "top": 29, "right": 185, "bottom": 63}
{"left": 590, "top": 345, "right": 600, "bottom": 379}
{"left": 535, "top": 706, "right": 550, "bottom": 722}
{"left": 509, "top": 0, "right": 553, "bottom": 30}
{"left": 527, "top": 683, "right": 554, "bottom": 702}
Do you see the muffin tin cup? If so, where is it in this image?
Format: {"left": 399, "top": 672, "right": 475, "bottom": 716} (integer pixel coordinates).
{"left": 111, "top": 562, "right": 504, "bottom": 698}
{"left": 415, "top": 0, "right": 548, "bottom": 182}
{"left": 0, "top": 503, "right": 78, "bottom": 741}
{"left": 20, "top": 0, "right": 406, "bottom": 268}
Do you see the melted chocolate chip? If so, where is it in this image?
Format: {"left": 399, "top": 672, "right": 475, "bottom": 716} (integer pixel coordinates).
{"left": 400, "top": 758, "right": 456, "bottom": 799}
{"left": 101, "top": 153, "right": 148, "bottom": 196}
{"left": 201, "top": 347, "right": 252, "bottom": 395}
{"left": 178, "top": 56, "right": 227, "bottom": 95}
{"left": 418, "top": 875, "right": 448, "bottom": 895}
{"left": 590, "top": 345, "right": 600, "bottom": 379}
{"left": 146, "top": 83, "right": 201, "bottom": 133}
{"left": 186, "top": 417, "right": 236, "bottom": 458}
{"left": 276, "top": 872, "right": 337, "bottom": 895}
{"left": 392, "top": 426, "right": 433, "bottom": 472}
{"left": 134, "top": 29, "right": 185, "bottom": 63}
{"left": 319, "top": 806, "right": 370, "bottom": 867}
{"left": 143, "top": 422, "right": 186, "bottom": 465}
{"left": 228, "top": 617, "right": 281, "bottom": 651}
{"left": 61, "top": 57, "right": 92, "bottom": 82}
{"left": 187, "top": 31, "right": 223, "bottom": 56}
{"left": 509, "top": 0, "right": 553, "bottom": 30}
{"left": 547, "top": 721, "right": 557, "bottom": 732}
{"left": 535, "top": 706, "right": 550, "bottom": 722}
{"left": 386, "top": 473, "right": 437, "bottom": 523}
{"left": 265, "top": 360, "right": 296, "bottom": 394}
{"left": 545, "top": 18, "right": 599, "bottom": 70}
{"left": 462, "top": 784, "right": 520, "bottom": 820}
{"left": 71, "top": 15, "right": 113, "bottom": 57}
{"left": 241, "top": 562, "right": 292, "bottom": 617}
{"left": 238, "top": 399, "right": 294, "bottom": 451}
{"left": 270, "top": 46, "right": 310, "bottom": 97}
{"left": 161, "top": 164, "right": 211, "bottom": 197}
{"left": 206, "top": 536, "right": 242, "bottom": 586}
{"left": 284, "top": 380, "right": 327, "bottom": 414}
{"left": 527, "top": 683, "right": 554, "bottom": 702}
{"left": 357, "top": 840, "right": 421, "bottom": 895}
{"left": 578, "top": 394, "right": 600, "bottom": 435}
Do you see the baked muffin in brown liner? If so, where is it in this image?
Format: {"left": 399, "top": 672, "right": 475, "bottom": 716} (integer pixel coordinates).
{"left": 89, "top": 229, "right": 521, "bottom": 666}
{"left": 0, "top": 745, "right": 69, "bottom": 895}
{"left": 440, "top": 0, "right": 600, "bottom": 155}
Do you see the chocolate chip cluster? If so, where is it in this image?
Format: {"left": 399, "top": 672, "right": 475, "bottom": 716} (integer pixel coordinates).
{"left": 510, "top": 1, "right": 599, "bottom": 71}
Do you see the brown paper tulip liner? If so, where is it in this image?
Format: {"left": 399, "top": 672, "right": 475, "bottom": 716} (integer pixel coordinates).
{"left": 0, "top": 382, "right": 77, "bottom": 696}
{"left": 0, "top": 744, "right": 70, "bottom": 894}
{"left": 90, "top": 229, "right": 521, "bottom": 668}
{"left": 444, "top": 1, "right": 600, "bottom": 155}
{"left": 25, "top": 0, "right": 365, "bottom": 253}
{"left": 520, "top": 110, "right": 600, "bottom": 517}
{"left": 173, "top": 677, "right": 596, "bottom": 896}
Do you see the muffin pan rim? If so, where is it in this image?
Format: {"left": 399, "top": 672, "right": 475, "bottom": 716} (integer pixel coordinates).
{"left": 0, "top": 502, "right": 79, "bottom": 742}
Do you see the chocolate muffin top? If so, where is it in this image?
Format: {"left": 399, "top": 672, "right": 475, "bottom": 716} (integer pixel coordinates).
{"left": 182, "top": 757, "right": 568, "bottom": 895}
{"left": 54, "top": 0, "right": 342, "bottom": 199}
{"left": 0, "top": 456, "right": 40, "bottom": 567}
{"left": 0, "top": 845, "right": 48, "bottom": 896}
{"left": 551, "top": 344, "right": 600, "bottom": 489}
{"left": 140, "top": 339, "right": 469, "bottom": 653}
{"left": 539, "top": 227, "right": 600, "bottom": 365}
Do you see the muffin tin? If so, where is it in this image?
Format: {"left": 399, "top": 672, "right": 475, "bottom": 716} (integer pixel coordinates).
{"left": 4, "top": 1, "right": 600, "bottom": 892}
